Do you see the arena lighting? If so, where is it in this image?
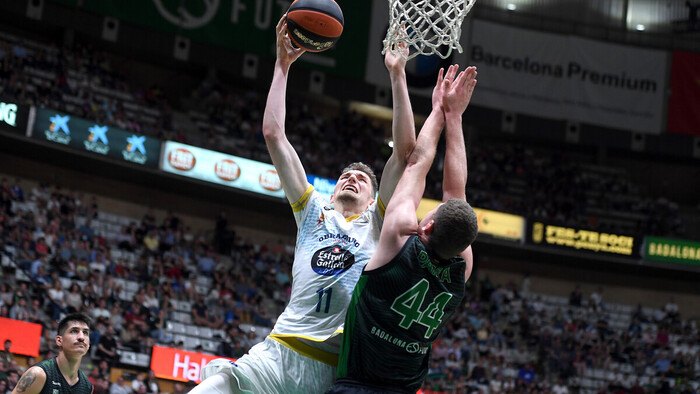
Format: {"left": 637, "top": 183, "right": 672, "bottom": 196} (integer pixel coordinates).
{"left": 636, "top": 24, "right": 646, "bottom": 31}
{"left": 506, "top": 3, "right": 516, "bottom": 11}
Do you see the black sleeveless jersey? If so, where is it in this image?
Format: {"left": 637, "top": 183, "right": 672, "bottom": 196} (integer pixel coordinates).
{"left": 337, "top": 234, "right": 466, "bottom": 391}
{"left": 36, "top": 358, "right": 93, "bottom": 394}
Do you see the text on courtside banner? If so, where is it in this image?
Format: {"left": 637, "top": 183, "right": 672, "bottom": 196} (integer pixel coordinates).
{"left": 529, "top": 221, "right": 640, "bottom": 258}
{"left": 150, "top": 345, "right": 235, "bottom": 383}
{"left": 644, "top": 237, "right": 700, "bottom": 267}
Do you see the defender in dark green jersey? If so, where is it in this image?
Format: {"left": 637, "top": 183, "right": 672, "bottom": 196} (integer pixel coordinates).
{"left": 12, "top": 313, "right": 93, "bottom": 394}
{"left": 330, "top": 64, "right": 479, "bottom": 393}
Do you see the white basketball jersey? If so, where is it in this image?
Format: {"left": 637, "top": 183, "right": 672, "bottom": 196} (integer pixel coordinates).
{"left": 270, "top": 186, "right": 383, "bottom": 365}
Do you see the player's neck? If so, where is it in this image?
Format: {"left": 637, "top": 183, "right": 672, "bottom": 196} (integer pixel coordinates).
{"left": 56, "top": 351, "right": 81, "bottom": 384}
{"left": 334, "top": 201, "right": 365, "bottom": 219}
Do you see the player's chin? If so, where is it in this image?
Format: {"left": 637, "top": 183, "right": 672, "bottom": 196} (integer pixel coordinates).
{"left": 335, "top": 191, "right": 357, "bottom": 203}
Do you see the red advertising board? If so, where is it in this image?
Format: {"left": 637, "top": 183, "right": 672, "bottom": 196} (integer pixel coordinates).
{"left": 0, "top": 317, "right": 43, "bottom": 357}
{"left": 150, "top": 346, "right": 235, "bottom": 383}
{"left": 668, "top": 51, "right": 700, "bottom": 135}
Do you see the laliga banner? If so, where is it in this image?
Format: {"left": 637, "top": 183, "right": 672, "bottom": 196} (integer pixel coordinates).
{"left": 468, "top": 20, "right": 667, "bottom": 134}
{"left": 0, "top": 317, "right": 42, "bottom": 357}
{"left": 528, "top": 221, "right": 641, "bottom": 258}
{"left": 161, "top": 141, "right": 338, "bottom": 202}
{"left": 150, "top": 345, "right": 235, "bottom": 383}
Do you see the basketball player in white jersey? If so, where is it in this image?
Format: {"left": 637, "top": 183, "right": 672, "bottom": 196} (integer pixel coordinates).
{"left": 190, "top": 15, "right": 418, "bottom": 394}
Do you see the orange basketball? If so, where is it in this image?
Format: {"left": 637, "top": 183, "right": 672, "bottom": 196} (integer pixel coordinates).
{"left": 285, "top": 0, "right": 344, "bottom": 52}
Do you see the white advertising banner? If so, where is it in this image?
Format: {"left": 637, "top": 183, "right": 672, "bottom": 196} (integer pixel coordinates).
{"left": 365, "top": 13, "right": 667, "bottom": 134}
{"left": 469, "top": 20, "right": 667, "bottom": 134}
{"left": 160, "top": 142, "right": 338, "bottom": 201}
{"left": 160, "top": 141, "right": 286, "bottom": 199}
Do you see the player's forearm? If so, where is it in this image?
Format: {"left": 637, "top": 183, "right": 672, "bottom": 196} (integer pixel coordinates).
{"left": 410, "top": 108, "right": 444, "bottom": 172}
{"left": 443, "top": 113, "right": 467, "bottom": 199}
{"left": 389, "top": 71, "right": 416, "bottom": 163}
{"left": 262, "top": 61, "right": 291, "bottom": 139}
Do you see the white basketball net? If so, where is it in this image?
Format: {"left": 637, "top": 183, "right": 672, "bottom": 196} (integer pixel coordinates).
{"left": 383, "top": 0, "right": 476, "bottom": 60}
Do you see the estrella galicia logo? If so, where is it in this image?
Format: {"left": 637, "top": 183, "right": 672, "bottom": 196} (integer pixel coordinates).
{"left": 122, "top": 135, "right": 147, "bottom": 164}
{"left": 84, "top": 125, "right": 109, "bottom": 155}
{"left": 45, "top": 114, "right": 71, "bottom": 144}
{"left": 311, "top": 245, "right": 356, "bottom": 276}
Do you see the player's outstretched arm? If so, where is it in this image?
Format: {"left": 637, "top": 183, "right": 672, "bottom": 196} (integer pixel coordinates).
{"left": 442, "top": 66, "right": 476, "bottom": 202}
{"left": 11, "top": 367, "right": 46, "bottom": 394}
{"left": 441, "top": 66, "right": 477, "bottom": 280}
{"left": 367, "top": 68, "right": 448, "bottom": 269}
{"left": 378, "top": 30, "right": 417, "bottom": 209}
{"left": 262, "top": 14, "right": 310, "bottom": 204}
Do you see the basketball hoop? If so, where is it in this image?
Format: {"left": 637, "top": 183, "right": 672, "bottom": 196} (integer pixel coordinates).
{"left": 383, "top": 0, "right": 476, "bottom": 60}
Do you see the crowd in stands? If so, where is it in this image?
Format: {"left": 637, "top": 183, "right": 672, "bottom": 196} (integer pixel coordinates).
{"left": 0, "top": 31, "right": 691, "bottom": 241}
{"left": 461, "top": 144, "right": 684, "bottom": 238}
{"left": 0, "top": 33, "right": 176, "bottom": 142}
{"left": 0, "top": 178, "right": 288, "bottom": 393}
{"left": 1, "top": 177, "right": 699, "bottom": 393}
{"left": 188, "top": 72, "right": 390, "bottom": 176}
{"left": 421, "top": 279, "right": 699, "bottom": 393}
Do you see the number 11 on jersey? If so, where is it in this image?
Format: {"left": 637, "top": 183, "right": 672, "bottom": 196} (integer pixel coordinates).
{"left": 316, "top": 287, "right": 333, "bottom": 313}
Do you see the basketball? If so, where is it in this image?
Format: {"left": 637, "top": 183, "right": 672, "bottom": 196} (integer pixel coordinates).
{"left": 285, "top": 0, "right": 344, "bottom": 52}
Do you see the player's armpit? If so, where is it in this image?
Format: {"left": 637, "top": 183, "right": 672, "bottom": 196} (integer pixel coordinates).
{"left": 11, "top": 367, "right": 46, "bottom": 394}
{"left": 461, "top": 245, "right": 474, "bottom": 282}
{"left": 365, "top": 201, "right": 414, "bottom": 271}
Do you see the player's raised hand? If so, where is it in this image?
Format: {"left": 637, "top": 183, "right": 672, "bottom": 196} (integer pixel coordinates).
{"left": 432, "top": 64, "right": 459, "bottom": 111}
{"left": 276, "top": 14, "right": 305, "bottom": 68}
{"left": 384, "top": 27, "right": 409, "bottom": 73}
{"left": 431, "top": 68, "right": 445, "bottom": 111}
{"left": 443, "top": 66, "right": 477, "bottom": 116}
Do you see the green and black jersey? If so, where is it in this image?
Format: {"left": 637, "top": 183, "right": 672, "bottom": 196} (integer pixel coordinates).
{"left": 337, "top": 234, "right": 466, "bottom": 392}
{"left": 36, "top": 358, "right": 93, "bottom": 394}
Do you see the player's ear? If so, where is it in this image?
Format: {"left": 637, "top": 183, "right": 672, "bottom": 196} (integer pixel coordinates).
{"left": 55, "top": 335, "right": 62, "bottom": 347}
{"left": 329, "top": 193, "right": 335, "bottom": 204}
{"left": 418, "top": 219, "right": 435, "bottom": 237}
{"left": 422, "top": 219, "right": 435, "bottom": 235}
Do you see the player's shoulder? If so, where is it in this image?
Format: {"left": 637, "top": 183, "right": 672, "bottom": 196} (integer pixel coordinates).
{"left": 294, "top": 187, "right": 329, "bottom": 213}
{"left": 14, "top": 366, "right": 47, "bottom": 393}
{"left": 25, "top": 365, "right": 48, "bottom": 377}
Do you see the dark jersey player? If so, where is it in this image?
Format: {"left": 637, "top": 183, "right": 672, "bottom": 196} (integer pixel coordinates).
{"left": 12, "top": 313, "right": 93, "bottom": 394}
{"left": 329, "top": 64, "right": 479, "bottom": 393}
